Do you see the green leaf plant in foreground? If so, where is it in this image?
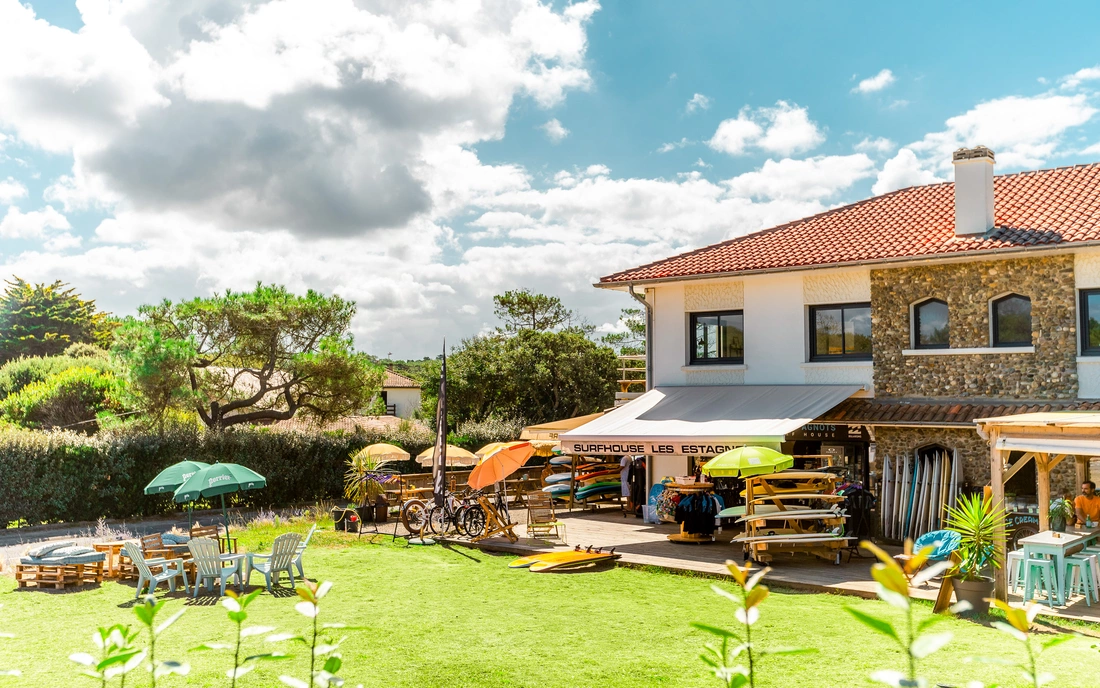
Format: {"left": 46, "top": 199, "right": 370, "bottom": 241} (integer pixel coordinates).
{"left": 968, "top": 598, "right": 1073, "bottom": 688}
{"left": 69, "top": 624, "right": 144, "bottom": 687}
{"left": 0, "top": 605, "right": 17, "bottom": 678}
{"left": 692, "top": 561, "right": 812, "bottom": 688}
{"left": 845, "top": 540, "right": 968, "bottom": 688}
{"left": 131, "top": 595, "right": 189, "bottom": 686}
{"left": 274, "top": 581, "right": 365, "bottom": 688}
{"left": 192, "top": 589, "right": 289, "bottom": 687}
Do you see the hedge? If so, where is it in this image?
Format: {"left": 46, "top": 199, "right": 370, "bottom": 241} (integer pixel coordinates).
{"left": 0, "top": 423, "right": 445, "bottom": 526}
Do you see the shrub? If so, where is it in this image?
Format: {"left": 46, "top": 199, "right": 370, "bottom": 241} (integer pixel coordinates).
{"left": 0, "top": 365, "right": 124, "bottom": 432}
{"left": 0, "top": 422, "right": 445, "bottom": 525}
{"left": 452, "top": 415, "right": 528, "bottom": 450}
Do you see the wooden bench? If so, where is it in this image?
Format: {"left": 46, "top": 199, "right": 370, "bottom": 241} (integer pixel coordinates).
{"left": 16, "top": 561, "right": 104, "bottom": 590}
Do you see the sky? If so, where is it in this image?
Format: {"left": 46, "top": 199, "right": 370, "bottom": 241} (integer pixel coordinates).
{"left": 2, "top": 1, "right": 1100, "bottom": 359}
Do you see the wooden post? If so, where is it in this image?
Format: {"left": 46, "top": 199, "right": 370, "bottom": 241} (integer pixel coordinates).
{"left": 1036, "top": 454, "right": 1050, "bottom": 533}
{"left": 989, "top": 427, "right": 1008, "bottom": 602}
{"left": 1078, "top": 455, "right": 1090, "bottom": 490}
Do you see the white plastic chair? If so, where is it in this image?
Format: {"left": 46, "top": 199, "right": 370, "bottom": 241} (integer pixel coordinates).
{"left": 246, "top": 532, "right": 302, "bottom": 592}
{"left": 122, "top": 541, "right": 189, "bottom": 599}
{"left": 188, "top": 537, "right": 245, "bottom": 598}
{"left": 292, "top": 524, "right": 317, "bottom": 579}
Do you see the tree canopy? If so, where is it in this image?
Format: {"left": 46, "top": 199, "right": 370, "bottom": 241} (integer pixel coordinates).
{"left": 124, "top": 284, "right": 384, "bottom": 430}
{"left": 0, "top": 277, "right": 114, "bottom": 363}
{"left": 492, "top": 289, "right": 577, "bottom": 333}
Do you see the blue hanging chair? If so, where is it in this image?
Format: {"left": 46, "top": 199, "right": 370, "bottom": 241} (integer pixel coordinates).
{"left": 912, "top": 529, "right": 961, "bottom": 561}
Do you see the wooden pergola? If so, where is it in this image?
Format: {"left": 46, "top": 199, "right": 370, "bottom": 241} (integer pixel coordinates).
{"left": 975, "top": 412, "right": 1100, "bottom": 601}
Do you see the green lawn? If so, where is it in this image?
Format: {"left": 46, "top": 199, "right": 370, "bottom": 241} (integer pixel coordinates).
{"left": 1, "top": 520, "right": 1099, "bottom": 687}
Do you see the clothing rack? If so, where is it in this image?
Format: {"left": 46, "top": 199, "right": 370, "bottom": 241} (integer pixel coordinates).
{"left": 666, "top": 482, "right": 718, "bottom": 543}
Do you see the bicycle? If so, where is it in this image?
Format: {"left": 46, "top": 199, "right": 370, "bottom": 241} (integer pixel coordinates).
{"left": 460, "top": 488, "right": 511, "bottom": 539}
{"left": 426, "top": 490, "right": 473, "bottom": 536}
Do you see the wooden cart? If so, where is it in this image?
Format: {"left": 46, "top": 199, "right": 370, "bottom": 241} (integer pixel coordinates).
{"left": 736, "top": 472, "right": 852, "bottom": 564}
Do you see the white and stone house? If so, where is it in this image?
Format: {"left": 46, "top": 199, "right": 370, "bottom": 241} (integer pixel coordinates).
{"left": 562, "top": 147, "right": 1100, "bottom": 537}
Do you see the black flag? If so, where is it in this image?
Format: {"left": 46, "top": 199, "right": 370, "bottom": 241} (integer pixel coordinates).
{"left": 432, "top": 340, "right": 447, "bottom": 508}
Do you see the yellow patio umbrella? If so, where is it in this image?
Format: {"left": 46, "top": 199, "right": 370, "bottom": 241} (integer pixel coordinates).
{"left": 474, "top": 441, "right": 526, "bottom": 457}
{"left": 468, "top": 442, "right": 536, "bottom": 490}
{"left": 359, "top": 443, "right": 411, "bottom": 462}
{"left": 416, "top": 444, "right": 479, "bottom": 467}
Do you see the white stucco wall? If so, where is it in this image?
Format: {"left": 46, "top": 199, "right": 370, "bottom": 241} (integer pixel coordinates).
{"left": 1075, "top": 249, "right": 1100, "bottom": 398}
{"left": 384, "top": 388, "right": 421, "bottom": 419}
{"left": 649, "top": 268, "right": 874, "bottom": 393}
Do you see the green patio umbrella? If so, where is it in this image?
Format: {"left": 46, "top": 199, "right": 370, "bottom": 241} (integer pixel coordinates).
{"left": 144, "top": 460, "right": 210, "bottom": 529}
{"left": 701, "top": 446, "right": 794, "bottom": 478}
{"left": 173, "top": 463, "right": 267, "bottom": 539}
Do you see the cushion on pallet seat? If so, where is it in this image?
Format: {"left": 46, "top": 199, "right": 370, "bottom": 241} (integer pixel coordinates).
{"left": 20, "top": 552, "right": 105, "bottom": 566}
{"left": 161, "top": 532, "right": 191, "bottom": 545}
{"left": 25, "top": 541, "right": 76, "bottom": 558}
{"left": 49, "top": 545, "right": 96, "bottom": 557}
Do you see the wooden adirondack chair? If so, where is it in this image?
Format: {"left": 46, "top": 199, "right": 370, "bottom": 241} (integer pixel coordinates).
{"left": 122, "top": 542, "right": 189, "bottom": 599}
{"left": 246, "top": 532, "right": 302, "bottom": 592}
{"left": 525, "top": 491, "right": 566, "bottom": 543}
{"left": 188, "top": 537, "right": 245, "bottom": 598}
{"left": 191, "top": 523, "right": 237, "bottom": 554}
{"left": 292, "top": 524, "right": 317, "bottom": 579}
{"left": 140, "top": 533, "right": 173, "bottom": 559}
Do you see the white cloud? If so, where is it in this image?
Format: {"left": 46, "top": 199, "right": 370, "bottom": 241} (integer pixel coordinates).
{"left": 1061, "top": 66, "right": 1100, "bottom": 90}
{"left": 1082, "top": 141, "right": 1100, "bottom": 156}
{"left": 724, "top": 155, "right": 876, "bottom": 201}
{"left": 0, "top": 177, "right": 27, "bottom": 204}
{"left": 707, "top": 101, "right": 824, "bottom": 157}
{"left": 872, "top": 149, "right": 943, "bottom": 195}
{"left": 852, "top": 69, "right": 896, "bottom": 94}
{"left": 693, "top": 158, "right": 711, "bottom": 169}
{"left": 909, "top": 93, "right": 1098, "bottom": 169}
{"left": 657, "top": 137, "right": 691, "bottom": 153}
{"left": 854, "top": 137, "right": 896, "bottom": 155}
{"left": 888, "top": 99, "right": 909, "bottom": 110}
{"left": 585, "top": 164, "right": 610, "bottom": 177}
{"left": 44, "top": 232, "right": 82, "bottom": 251}
{"left": 685, "top": 93, "right": 710, "bottom": 113}
{"left": 541, "top": 118, "right": 570, "bottom": 143}
{"left": 0, "top": 205, "right": 70, "bottom": 239}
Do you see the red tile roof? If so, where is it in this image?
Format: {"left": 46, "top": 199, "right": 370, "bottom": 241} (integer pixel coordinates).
{"left": 817, "top": 398, "right": 1100, "bottom": 428}
{"left": 383, "top": 370, "right": 421, "bottom": 389}
{"left": 601, "top": 163, "right": 1100, "bottom": 284}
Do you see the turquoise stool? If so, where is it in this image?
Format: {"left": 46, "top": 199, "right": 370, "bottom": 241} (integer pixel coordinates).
{"left": 1006, "top": 550, "right": 1026, "bottom": 594}
{"left": 1023, "top": 558, "right": 1057, "bottom": 608}
{"left": 1065, "top": 555, "right": 1096, "bottom": 606}
{"left": 1082, "top": 546, "right": 1100, "bottom": 594}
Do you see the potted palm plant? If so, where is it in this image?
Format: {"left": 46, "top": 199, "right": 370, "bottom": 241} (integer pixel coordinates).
{"left": 1049, "top": 496, "right": 1074, "bottom": 532}
{"left": 944, "top": 492, "right": 1007, "bottom": 615}
{"left": 343, "top": 448, "right": 396, "bottom": 527}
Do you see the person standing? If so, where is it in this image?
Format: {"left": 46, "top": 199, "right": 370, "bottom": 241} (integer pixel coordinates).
{"left": 1075, "top": 480, "right": 1100, "bottom": 527}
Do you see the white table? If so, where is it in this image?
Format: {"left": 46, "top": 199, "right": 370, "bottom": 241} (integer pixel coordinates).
{"left": 1019, "top": 527, "right": 1100, "bottom": 605}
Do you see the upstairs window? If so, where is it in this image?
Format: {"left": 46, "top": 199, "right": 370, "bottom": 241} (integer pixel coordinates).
{"left": 1081, "top": 290, "right": 1100, "bottom": 356}
{"left": 690, "top": 311, "right": 744, "bottom": 364}
{"left": 992, "top": 294, "right": 1032, "bottom": 347}
{"left": 914, "top": 299, "right": 949, "bottom": 349}
{"left": 810, "top": 303, "right": 871, "bottom": 361}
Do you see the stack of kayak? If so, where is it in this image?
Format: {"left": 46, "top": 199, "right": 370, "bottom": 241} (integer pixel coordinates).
{"left": 509, "top": 546, "right": 619, "bottom": 573}
{"left": 541, "top": 458, "right": 621, "bottom": 502}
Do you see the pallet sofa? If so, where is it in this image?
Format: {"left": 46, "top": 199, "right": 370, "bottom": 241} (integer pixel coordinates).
{"left": 14, "top": 541, "right": 106, "bottom": 590}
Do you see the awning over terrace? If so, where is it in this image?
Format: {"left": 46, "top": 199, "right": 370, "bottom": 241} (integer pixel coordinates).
{"left": 559, "top": 385, "right": 862, "bottom": 457}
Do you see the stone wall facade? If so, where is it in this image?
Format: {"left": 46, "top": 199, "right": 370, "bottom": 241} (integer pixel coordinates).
{"left": 873, "top": 426, "right": 1077, "bottom": 499}
{"left": 870, "top": 256, "right": 1078, "bottom": 399}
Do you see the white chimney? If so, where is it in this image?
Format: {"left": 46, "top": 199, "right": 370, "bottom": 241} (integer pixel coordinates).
{"left": 952, "top": 146, "right": 995, "bottom": 236}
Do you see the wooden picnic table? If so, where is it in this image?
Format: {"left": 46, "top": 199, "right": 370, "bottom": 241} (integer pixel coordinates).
{"left": 92, "top": 541, "right": 132, "bottom": 578}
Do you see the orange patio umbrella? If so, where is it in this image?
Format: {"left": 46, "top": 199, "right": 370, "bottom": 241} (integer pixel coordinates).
{"left": 467, "top": 441, "right": 536, "bottom": 490}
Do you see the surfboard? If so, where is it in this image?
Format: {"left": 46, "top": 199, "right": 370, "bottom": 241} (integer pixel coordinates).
{"left": 736, "top": 509, "right": 845, "bottom": 524}
{"left": 528, "top": 552, "right": 619, "bottom": 572}
{"left": 882, "top": 454, "right": 893, "bottom": 540}
{"left": 575, "top": 470, "right": 620, "bottom": 484}
{"left": 749, "top": 493, "right": 845, "bottom": 504}
{"left": 549, "top": 457, "right": 573, "bottom": 466}
{"left": 574, "top": 483, "right": 621, "bottom": 500}
{"left": 733, "top": 532, "right": 853, "bottom": 543}
{"left": 541, "top": 484, "right": 570, "bottom": 495}
{"left": 509, "top": 550, "right": 594, "bottom": 569}
{"left": 544, "top": 473, "right": 572, "bottom": 484}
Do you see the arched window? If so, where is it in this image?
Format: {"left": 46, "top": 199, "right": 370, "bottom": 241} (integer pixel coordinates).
{"left": 992, "top": 294, "right": 1032, "bottom": 347}
{"left": 913, "top": 299, "right": 949, "bottom": 349}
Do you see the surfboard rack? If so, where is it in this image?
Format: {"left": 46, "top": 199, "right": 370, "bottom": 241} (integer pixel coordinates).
{"left": 740, "top": 472, "right": 849, "bottom": 565}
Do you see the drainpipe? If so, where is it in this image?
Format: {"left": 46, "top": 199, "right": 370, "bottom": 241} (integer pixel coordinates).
{"left": 628, "top": 282, "right": 653, "bottom": 391}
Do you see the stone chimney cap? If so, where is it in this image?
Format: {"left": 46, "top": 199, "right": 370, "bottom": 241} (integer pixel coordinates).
{"left": 952, "top": 146, "right": 995, "bottom": 163}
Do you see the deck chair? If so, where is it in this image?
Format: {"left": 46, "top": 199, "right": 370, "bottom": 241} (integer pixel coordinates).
{"left": 140, "top": 533, "right": 173, "bottom": 560}
{"left": 292, "top": 524, "right": 317, "bottom": 579}
{"left": 191, "top": 523, "right": 237, "bottom": 554}
{"left": 895, "top": 529, "right": 961, "bottom": 581}
{"left": 122, "top": 541, "right": 189, "bottom": 599}
{"left": 525, "top": 491, "right": 566, "bottom": 543}
{"left": 246, "top": 532, "right": 302, "bottom": 592}
{"left": 188, "top": 537, "right": 244, "bottom": 598}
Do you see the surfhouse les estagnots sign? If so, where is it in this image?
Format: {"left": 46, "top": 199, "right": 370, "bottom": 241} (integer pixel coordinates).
{"left": 559, "top": 424, "right": 869, "bottom": 457}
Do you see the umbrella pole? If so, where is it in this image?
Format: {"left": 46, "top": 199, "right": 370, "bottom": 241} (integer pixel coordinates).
{"left": 221, "top": 494, "right": 230, "bottom": 541}
{"left": 188, "top": 503, "right": 193, "bottom": 531}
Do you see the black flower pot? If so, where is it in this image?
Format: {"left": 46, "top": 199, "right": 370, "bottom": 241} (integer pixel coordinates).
{"left": 952, "top": 577, "right": 994, "bottom": 615}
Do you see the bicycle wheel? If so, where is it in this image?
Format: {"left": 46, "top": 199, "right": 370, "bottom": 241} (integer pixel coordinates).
{"left": 454, "top": 505, "right": 472, "bottom": 536}
{"left": 463, "top": 505, "right": 487, "bottom": 538}
{"left": 401, "top": 499, "right": 428, "bottom": 533}
{"left": 428, "top": 505, "right": 450, "bottom": 535}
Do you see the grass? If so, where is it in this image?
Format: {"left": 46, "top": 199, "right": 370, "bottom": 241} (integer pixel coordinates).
{"left": 1, "top": 519, "right": 1099, "bottom": 686}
